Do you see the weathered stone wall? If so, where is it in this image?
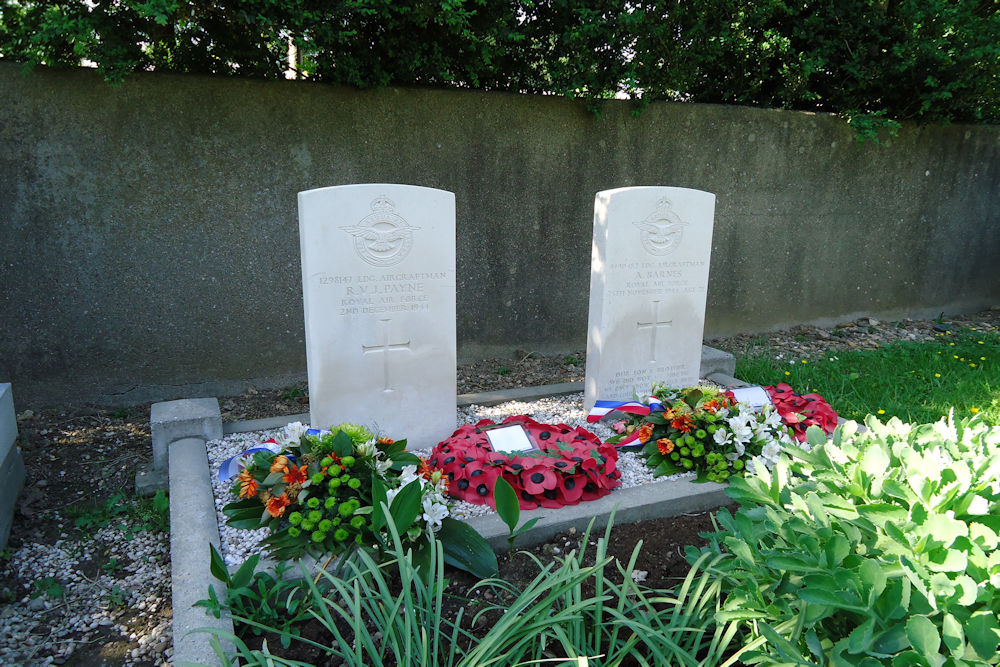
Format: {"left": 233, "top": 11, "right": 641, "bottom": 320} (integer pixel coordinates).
{"left": 2, "top": 63, "right": 998, "bottom": 407}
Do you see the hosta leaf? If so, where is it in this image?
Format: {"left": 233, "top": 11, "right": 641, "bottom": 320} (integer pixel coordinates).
{"left": 906, "top": 615, "right": 941, "bottom": 658}
{"left": 966, "top": 610, "right": 1000, "bottom": 659}
{"left": 923, "top": 513, "right": 969, "bottom": 548}
{"left": 860, "top": 559, "right": 887, "bottom": 601}
{"left": 873, "top": 623, "right": 910, "bottom": 654}
{"left": 825, "top": 534, "right": 850, "bottom": 568}
{"left": 942, "top": 613, "right": 965, "bottom": 656}
{"left": 926, "top": 547, "right": 967, "bottom": 573}
{"left": 848, "top": 617, "right": 875, "bottom": 654}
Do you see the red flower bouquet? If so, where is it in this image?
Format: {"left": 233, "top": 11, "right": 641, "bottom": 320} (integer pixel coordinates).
{"left": 757, "top": 383, "right": 839, "bottom": 442}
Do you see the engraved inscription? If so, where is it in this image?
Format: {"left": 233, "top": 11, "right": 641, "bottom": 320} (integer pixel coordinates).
{"left": 633, "top": 198, "right": 687, "bottom": 256}
{"left": 636, "top": 300, "right": 672, "bottom": 363}
{"left": 362, "top": 318, "right": 411, "bottom": 392}
{"left": 341, "top": 196, "right": 420, "bottom": 267}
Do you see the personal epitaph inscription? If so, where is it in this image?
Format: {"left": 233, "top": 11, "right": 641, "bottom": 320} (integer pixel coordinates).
{"left": 298, "top": 184, "right": 456, "bottom": 447}
{"left": 585, "top": 187, "right": 716, "bottom": 410}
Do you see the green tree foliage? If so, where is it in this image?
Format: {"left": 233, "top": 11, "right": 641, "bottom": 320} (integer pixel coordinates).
{"left": 2, "top": 0, "right": 998, "bottom": 129}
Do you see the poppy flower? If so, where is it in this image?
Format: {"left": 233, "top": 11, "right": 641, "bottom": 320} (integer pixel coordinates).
{"left": 558, "top": 475, "right": 585, "bottom": 503}
{"left": 237, "top": 469, "right": 258, "bottom": 499}
{"left": 282, "top": 463, "right": 309, "bottom": 485}
{"left": 266, "top": 493, "right": 291, "bottom": 517}
{"left": 522, "top": 466, "right": 558, "bottom": 494}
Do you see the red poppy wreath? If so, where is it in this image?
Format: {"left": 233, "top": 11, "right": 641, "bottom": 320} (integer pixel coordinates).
{"left": 429, "top": 416, "right": 621, "bottom": 510}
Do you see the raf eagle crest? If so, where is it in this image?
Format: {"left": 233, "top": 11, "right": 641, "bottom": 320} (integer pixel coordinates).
{"left": 633, "top": 198, "right": 687, "bottom": 256}
{"left": 341, "top": 196, "right": 420, "bottom": 266}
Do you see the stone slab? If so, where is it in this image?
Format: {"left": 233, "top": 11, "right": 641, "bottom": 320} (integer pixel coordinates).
{"left": 0, "top": 384, "right": 25, "bottom": 551}
{"left": 150, "top": 398, "right": 222, "bottom": 473}
{"left": 585, "top": 187, "right": 716, "bottom": 409}
{"left": 298, "top": 184, "right": 457, "bottom": 449}
{"left": 169, "top": 436, "right": 234, "bottom": 664}
{"left": 465, "top": 478, "right": 731, "bottom": 551}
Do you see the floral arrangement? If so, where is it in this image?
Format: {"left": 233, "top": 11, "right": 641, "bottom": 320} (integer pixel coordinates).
{"left": 602, "top": 385, "right": 800, "bottom": 482}
{"left": 752, "top": 383, "right": 839, "bottom": 442}
{"left": 222, "top": 422, "right": 449, "bottom": 561}
{"left": 430, "top": 416, "right": 620, "bottom": 510}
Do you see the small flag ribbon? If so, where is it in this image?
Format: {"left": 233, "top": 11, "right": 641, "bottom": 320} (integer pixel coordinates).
{"left": 218, "top": 439, "right": 284, "bottom": 481}
{"left": 586, "top": 397, "right": 664, "bottom": 423}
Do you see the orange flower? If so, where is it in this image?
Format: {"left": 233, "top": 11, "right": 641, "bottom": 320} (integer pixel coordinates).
{"left": 269, "top": 455, "right": 290, "bottom": 473}
{"left": 656, "top": 438, "right": 675, "bottom": 455}
{"left": 237, "top": 469, "right": 258, "bottom": 499}
{"left": 378, "top": 436, "right": 394, "bottom": 446}
{"left": 266, "top": 493, "right": 291, "bottom": 517}
{"left": 282, "top": 463, "right": 308, "bottom": 485}
{"left": 703, "top": 400, "right": 720, "bottom": 414}
{"left": 670, "top": 414, "right": 695, "bottom": 433}
{"left": 637, "top": 423, "right": 654, "bottom": 443}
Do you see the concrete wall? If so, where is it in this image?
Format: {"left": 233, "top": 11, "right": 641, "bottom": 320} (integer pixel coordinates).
{"left": 2, "top": 63, "right": 998, "bottom": 408}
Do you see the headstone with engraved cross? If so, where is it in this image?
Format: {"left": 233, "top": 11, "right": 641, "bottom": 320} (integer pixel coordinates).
{"left": 584, "top": 187, "right": 716, "bottom": 410}
{"left": 298, "top": 184, "right": 456, "bottom": 447}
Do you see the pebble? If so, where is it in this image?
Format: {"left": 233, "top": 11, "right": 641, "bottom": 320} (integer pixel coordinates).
{"left": 209, "top": 392, "right": 686, "bottom": 567}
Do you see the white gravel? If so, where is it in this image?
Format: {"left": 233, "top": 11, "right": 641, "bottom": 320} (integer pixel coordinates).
{"left": 209, "top": 392, "right": 693, "bottom": 567}
{"left": 0, "top": 524, "right": 172, "bottom": 666}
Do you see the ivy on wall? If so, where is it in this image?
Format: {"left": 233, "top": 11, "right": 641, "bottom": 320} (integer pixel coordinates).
{"left": 2, "top": 0, "right": 998, "bottom": 137}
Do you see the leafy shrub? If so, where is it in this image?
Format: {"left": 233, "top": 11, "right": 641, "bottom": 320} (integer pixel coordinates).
{"left": 2, "top": 1, "right": 997, "bottom": 130}
{"left": 691, "top": 416, "right": 1000, "bottom": 665}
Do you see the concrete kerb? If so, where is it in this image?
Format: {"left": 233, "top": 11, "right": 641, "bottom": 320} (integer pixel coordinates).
{"left": 149, "top": 399, "right": 233, "bottom": 667}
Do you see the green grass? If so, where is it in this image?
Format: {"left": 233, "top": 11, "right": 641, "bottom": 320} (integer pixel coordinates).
{"left": 734, "top": 326, "right": 1000, "bottom": 425}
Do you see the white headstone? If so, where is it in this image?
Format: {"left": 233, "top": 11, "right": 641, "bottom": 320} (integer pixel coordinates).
{"left": 298, "top": 184, "right": 456, "bottom": 447}
{"left": 585, "top": 187, "right": 716, "bottom": 409}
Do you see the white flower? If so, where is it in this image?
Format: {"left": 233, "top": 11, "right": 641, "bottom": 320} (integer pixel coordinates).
{"left": 278, "top": 421, "right": 307, "bottom": 447}
{"left": 422, "top": 497, "right": 449, "bottom": 530}
{"left": 356, "top": 439, "right": 376, "bottom": 457}
{"left": 714, "top": 428, "right": 731, "bottom": 446}
{"left": 724, "top": 441, "right": 746, "bottom": 461}
{"left": 762, "top": 442, "right": 782, "bottom": 464}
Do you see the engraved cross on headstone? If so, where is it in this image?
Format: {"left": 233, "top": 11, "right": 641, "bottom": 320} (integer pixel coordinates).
{"left": 636, "top": 300, "right": 672, "bottom": 363}
{"left": 362, "top": 318, "right": 411, "bottom": 392}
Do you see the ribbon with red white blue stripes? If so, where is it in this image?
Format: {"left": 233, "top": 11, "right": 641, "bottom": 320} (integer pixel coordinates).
{"left": 586, "top": 397, "right": 665, "bottom": 423}
{"left": 218, "top": 440, "right": 284, "bottom": 481}
{"left": 218, "top": 427, "right": 330, "bottom": 481}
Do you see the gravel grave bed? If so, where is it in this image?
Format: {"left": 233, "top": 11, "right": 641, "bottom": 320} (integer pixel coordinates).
{"left": 210, "top": 392, "right": 680, "bottom": 568}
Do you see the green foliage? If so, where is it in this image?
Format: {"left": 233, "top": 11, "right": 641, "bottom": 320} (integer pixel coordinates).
{"left": 197, "top": 514, "right": 743, "bottom": 666}
{"left": 691, "top": 416, "right": 1000, "bottom": 665}
{"left": 196, "top": 545, "right": 314, "bottom": 649}
{"left": 30, "top": 575, "right": 64, "bottom": 599}
{"left": 3, "top": 0, "right": 998, "bottom": 130}
{"left": 492, "top": 476, "right": 541, "bottom": 554}
{"left": 69, "top": 489, "right": 169, "bottom": 535}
